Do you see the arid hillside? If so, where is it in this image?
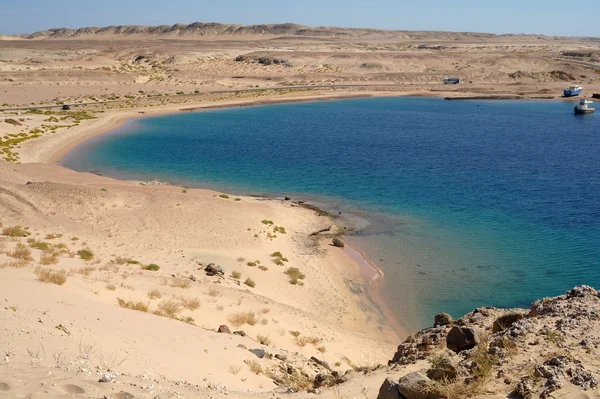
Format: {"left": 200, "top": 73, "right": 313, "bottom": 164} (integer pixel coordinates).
{"left": 1, "top": 23, "right": 600, "bottom": 106}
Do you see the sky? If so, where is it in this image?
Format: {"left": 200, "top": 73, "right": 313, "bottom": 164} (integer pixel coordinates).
{"left": 1, "top": 0, "right": 599, "bottom": 37}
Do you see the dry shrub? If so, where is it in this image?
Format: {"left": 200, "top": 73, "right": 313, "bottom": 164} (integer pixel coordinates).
{"left": 295, "top": 335, "right": 322, "bottom": 348}
{"left": 8, "top": 244, "right": 32, "bottom": 261}
{"left": 261, "top": 307, "right": 270, "bottom": 314}
{"left": 231, "top": 270, "right": 242, "bottom": 279}
{"left": 40, "top": 251, "right": 59, "bottom": 265}
{"left": 179, "top": 296, "right": 201, "bottom": 310}
{"left": 244, "top": 278, "right": 256, "bottom": 288}
{"left": 36, "top": 268, "right": 68, "bottom": 285}
{"left": 245, "top": 359, "right": 262, "bottom": 375}
{"left": 229, "top": 311, "right": 258, "bottom": 328}
{"left": 1, "top": 259, "right": 29, "bottom": 268}
{"left": 148, "top": 289, "right": 162, "bottom": 299}
{"left": 2, "top": 225, "right": 29, "bottom": 237}
{"left": 208, "top": 286, "right": 222, "bottom": 297}
{"left": 76, "top": 267, "right": 96, "bottom": 276}
{"left": 158, "top": 299, "right": 183, "bottom": 318}
{"left": 260, "top": 318, "right": 269, "bottom": 325}
{"left": 117, "top": 298, "right": 149, "bottom": 312}
{"left": 285, "top": 267, "right": 306, "bottom": 285}
{"left": 170, "top": 278, "right": 191, "bottom": 289}
{"left": 106, "top": 284, "right": 116, "bottom": 291}
{"left": 228, "top": 365, "right": 241, "bottom": 375}
{"left": 257, "top": 333, "right": 272, "bottom": 346}
{"left": 258, "top": 265, "right": 268, "bottom": 271}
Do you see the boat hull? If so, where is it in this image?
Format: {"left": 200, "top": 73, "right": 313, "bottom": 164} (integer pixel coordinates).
{"left": 574, "top": 107, "right": 595, "bottom": 114}
{"left": 564, "top": 89, "right": 583, "bottom": 97}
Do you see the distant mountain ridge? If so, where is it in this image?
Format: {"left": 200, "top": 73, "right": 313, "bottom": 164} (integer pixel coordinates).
{"left": 4, "top": 22, "right": 566, "bottom": 41}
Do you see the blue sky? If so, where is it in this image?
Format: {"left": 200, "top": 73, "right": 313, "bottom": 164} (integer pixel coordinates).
{"left": 0, "top": 0, "right": 598, "bottom": 37}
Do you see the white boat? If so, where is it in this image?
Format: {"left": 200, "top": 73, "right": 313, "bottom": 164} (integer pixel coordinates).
{"left": 574, "top": 98, "right": 595, "bottom": 114}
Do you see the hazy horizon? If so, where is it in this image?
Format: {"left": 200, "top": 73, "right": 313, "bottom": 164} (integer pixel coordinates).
{"left": 1, "top": 0, "right": 599, "bottom": 38}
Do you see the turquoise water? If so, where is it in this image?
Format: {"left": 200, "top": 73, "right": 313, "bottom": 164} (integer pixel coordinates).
{"left": 62, "top": 97, "right": 600, "bottom": 331}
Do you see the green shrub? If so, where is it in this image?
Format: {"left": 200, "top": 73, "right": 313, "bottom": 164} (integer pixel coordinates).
{"left": 143, "top": 264, "right": 160, "bottom": 271}
{"left": 219, "top": 194, "right": 230, "bottom": 199}
{"left": 77, "top": 249, "right": 94, "bottom": 261}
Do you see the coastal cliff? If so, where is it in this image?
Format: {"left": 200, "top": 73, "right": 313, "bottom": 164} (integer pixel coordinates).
{"left": 378, "top": 286, "right": 600, "bottom": 399}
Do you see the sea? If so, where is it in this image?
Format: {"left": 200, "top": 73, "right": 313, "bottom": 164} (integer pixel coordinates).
{"left": 61, "top": 97, "right": 600, "bottom": 332}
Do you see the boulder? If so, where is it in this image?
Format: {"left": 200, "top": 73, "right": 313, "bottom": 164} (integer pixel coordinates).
{"left": 377, "top": 378, "right": 402, "bottom": 399}
{"left": 426, "top": 357, "right": 457, "bottom": 382}
{"left": 311, "top": 356, "right": 332, "bottom": 371}
{"left": 233, "top": 330, "right": 246, "bottom": 337}
{"left": 492, "top": 313, "right": 525, "bottom": 333}
{"left": 205, "top": 263, "right": 224, "bottom": 276}
{"left": 217, "top": 325, "right": 231, "bottom": 334}
{"left": 398, "top": 372, "right": 442, "bottom": 399}
{"left": 251, "top": 348, "right": 266, "bottom": 358}
{"left": 433, "top": 313, "right": 453, "bottom": 327}
{"left": 446, "top": 326, "right": 479, "bottom": 353}
{"left": 332, "top": 238, "right": 345, "bottom": 248}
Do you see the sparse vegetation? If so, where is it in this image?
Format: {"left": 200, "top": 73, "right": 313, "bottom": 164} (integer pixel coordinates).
{"left": 77, "top": 248, "right": 94, "bottom": 261}
{"left": 258, "top": 265, "right": 268, "bottom": 271}
{"left": 117, "top": 298, "right": 149, "bottom": 312}
{"left": 142, "top": 263, "right": 160, "bottom": 271}
{"left": 40, "top": 251, "right": 59, "bottom": 265}
{"left": 208, "top": 286, "right": 223, "bottom": 297}
{"left": 261, "top": 220, "right": 274, "bottom": 225}
{"left": 106, "top": 284, "right": 116, "bottom": 291}
{"left": 244, "top": 277, "right": 256, "bottom": 288}
{"left": 2, "top": 225, "right": 29, "bottom": 237}
{"left": 157, "top": 299, "right": 183, "bottom": 318}
{"left": 257, "top": 333, "right": 272, "bottom": 346}
{"left": 245, "top": 359, "right": 262, "bottom": 375}
{"left": 8, "top": 244, "right": 33, "bottom": 261}
{"left": 147, "top": 289, "right": 162, "bottom": 299}
{"left": 169, "top": 278, "right": 191, "bottom": 289}
{"left": 229, "top": 311, "right": 258, "bottom": 328}
{"left": 228, "top": 365, "right": 241, "bottom": 375}
{"left": 285, "top": 267, "right": 306, "bottom": 285}
{"left": 219, "top": 194, "right": 230, "bottom": 199}
{"left": 231, "top": 270, "right": 242, "bottom": 279}
{"left": 36, "top": 268, "right": 68, "bottom": 285}
{"left": 179, "top": 296, "right": 201, "bottom": 310}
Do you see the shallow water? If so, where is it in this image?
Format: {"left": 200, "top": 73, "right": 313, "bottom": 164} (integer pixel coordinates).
{"left": 62, "top": 97, "right": 600, "bottom": 331}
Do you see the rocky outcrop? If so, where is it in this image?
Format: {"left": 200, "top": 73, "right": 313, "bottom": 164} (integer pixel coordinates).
{"left": 433, "top": 313, "right": 453, "bottom": 327}
{"left": 385, "top": 286, "right": 600, "bottom": 399}
{"left": 377, "top": 378, "right": 402, "bottom": 399}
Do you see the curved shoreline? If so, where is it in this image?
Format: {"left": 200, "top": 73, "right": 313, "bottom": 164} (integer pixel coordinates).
{"left": 27, "top": 90, "right": 410, "bottom": 343}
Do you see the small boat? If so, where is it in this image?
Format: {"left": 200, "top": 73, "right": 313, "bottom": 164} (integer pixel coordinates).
{"left": 443, "top": 77, "right": 461, "bottom": 84}
{"left": 564, "top": 85, "right": 583, "bottom": 97}
{"left": 574, "top": 98, "right": 595, "bottom": 114}
{"left": 592, "top": 93, "right": 600, "bottom": 99}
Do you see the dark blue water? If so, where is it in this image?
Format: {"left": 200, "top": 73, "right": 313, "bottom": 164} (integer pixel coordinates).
{"left": 62, "top": 97, "right": 600, "bottom": 331}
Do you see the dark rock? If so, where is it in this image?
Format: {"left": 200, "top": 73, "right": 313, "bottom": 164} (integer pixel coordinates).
{"left": 492, "top": 312, "right": 525, "bottom": 333}
{"left": 332, "top": 238, "right": 345, "bottom": 248}
{"left": 398, "top": 372, "right": 442, "bottom": 399}
{"left": 233, "top": 330, "right": 246, "bottom": 337}
{"left": 205, "top": 263, "right": 224, "bottom": 276}
{"left": 217, "top": 325, "right": 231, "bottom": 334}
{"left": 377, "top": 378, "right": 402, "bottom": 399}
{"left": 188, "top": 275, "right": 197, "bottom": 282}
{"left": 446, "top": 326, "right": 479, "bottom": 353}
{"left": 512, "top": 377, "right": 534, "bottom": 399}
{"left": 275, "top": 354, "right": 287, "bottom": 361}
{"left": 252, "top": 349, "right": 266, "bottom": 358}
{"left": 433, "top": 313, "right": 453, "bottom": 327}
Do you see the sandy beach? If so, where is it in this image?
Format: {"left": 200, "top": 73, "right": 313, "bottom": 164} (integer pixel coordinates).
{"left": 2, "top": 22, "right": 600, "bottom": 399}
